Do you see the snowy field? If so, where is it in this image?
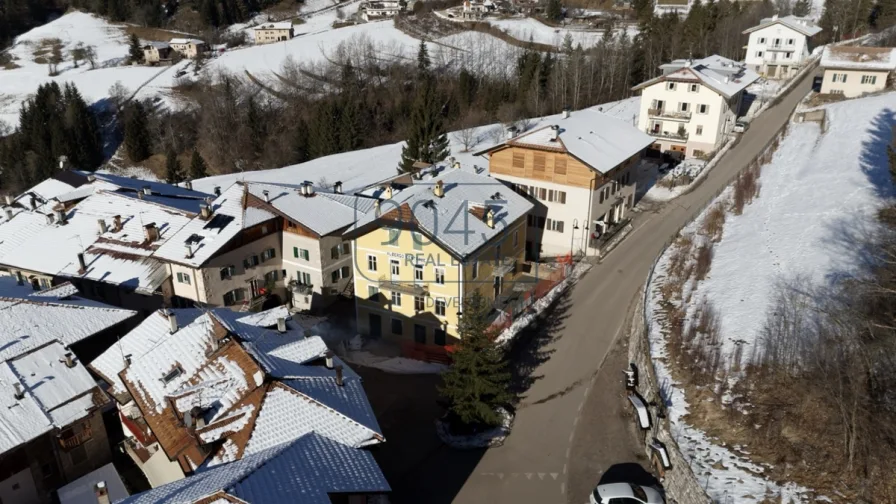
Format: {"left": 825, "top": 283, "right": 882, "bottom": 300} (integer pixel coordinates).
{"left": 647, "top": 93, "right": 896, "bottom": 502}
{"left": 486, "top": 17, "right": 636, "bottom": 48}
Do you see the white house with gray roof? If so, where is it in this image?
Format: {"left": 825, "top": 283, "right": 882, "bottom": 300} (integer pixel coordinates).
{"left": 743, "top": 15, "right": 822, "bottom": 79}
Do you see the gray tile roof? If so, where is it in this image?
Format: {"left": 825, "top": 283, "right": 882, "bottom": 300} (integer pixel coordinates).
{"left": 245, "top": 183, "right": 376, "bottom": 236}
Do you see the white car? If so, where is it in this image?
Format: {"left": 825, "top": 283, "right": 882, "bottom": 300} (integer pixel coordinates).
{"left": 590, "top": 482, "right": 664, "bottom": 504}
{"left": 733, "top": 120, "right": 749, "bottom": 133}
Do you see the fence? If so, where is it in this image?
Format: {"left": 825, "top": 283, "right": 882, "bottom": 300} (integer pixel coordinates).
{"left": 490, "top": 255, "right": 572, "bottom": 334}
{"left": 401, "top": 341, "right": 454, "bottom": 364}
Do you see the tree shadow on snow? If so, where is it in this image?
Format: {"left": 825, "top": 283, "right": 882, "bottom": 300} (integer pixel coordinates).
{"left": 858, "top": 107, "right": 896, "bottom": 200}
{"left": 90, "top": 97, "right": 124, "bottom": 162}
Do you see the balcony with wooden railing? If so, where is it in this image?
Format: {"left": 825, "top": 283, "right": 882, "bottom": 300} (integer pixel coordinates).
{"left": 648, "top": 108, "right": 692, "bottom": 121}
{"left": 645, "top": 127, "right": 689, "bottom": 142}
{"left": 58, "top": 426, "right": 92, "bottom": 450}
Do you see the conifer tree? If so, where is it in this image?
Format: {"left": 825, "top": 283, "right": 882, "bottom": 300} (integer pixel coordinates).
{"left": 246, "top": 97, "right": 265, "bottom": 159}
{"left": 202, "top": 0, "right": 220, "bottom": 27}
{"left": 398, "top": 84, "right": 449, "bottom": 173}
{"left": 416, "top": 39, "right": 431, "bottom": 79}
{"left": 189, "top": 149, "right": 208, "bottom": 179}
{"left": 165, "top": 147, "right": 183, "bottom": 184}
{"left": 124, "top": 101, "right": 151, "bottom": 162}
{"left": 792, "top": 0, "right": 811, "bottom": 16}
{"left": 439, "top": 292, "right": 513, "bottom": 429}
{"left": 547, "top": 0, "right": 563, "bottom": 22}
{"left": 128, "top": 34, "right": 143, "bottom": 64}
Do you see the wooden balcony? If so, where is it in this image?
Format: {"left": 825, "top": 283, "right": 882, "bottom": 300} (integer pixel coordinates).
{"left": 648, "top": 108, "right": 691, "bottom": 121}
{"left": 59, "top": 426, "right": 92, "bottom": 450}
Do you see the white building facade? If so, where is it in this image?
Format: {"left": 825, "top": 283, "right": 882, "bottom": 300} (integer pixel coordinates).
{"left": 743, "top": 15, "right": 822, "bottom": 79}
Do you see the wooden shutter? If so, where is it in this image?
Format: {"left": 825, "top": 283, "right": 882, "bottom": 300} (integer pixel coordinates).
{"left": 512, "top": 152, "right": 525, "bottom": 169}
{"left": 533, "top": 153, "right": 546, "bottom": 171}
{"left": 554, "top": 157, "right": 567, "bottom": 175}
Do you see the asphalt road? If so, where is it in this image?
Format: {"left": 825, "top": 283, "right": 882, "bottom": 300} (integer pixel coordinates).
{"left": 385, "top": 69, "right": 818, "bottom": 504}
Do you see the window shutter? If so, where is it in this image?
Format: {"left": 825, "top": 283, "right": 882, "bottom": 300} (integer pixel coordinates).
{"left": 533, "top": 153, "right": 546, "bottom": 171}
{"left": 554, "top": 157, "right": 567, "bottom": 175}
{"left": 512, "top": 152, "right": 525, "bottom": 169}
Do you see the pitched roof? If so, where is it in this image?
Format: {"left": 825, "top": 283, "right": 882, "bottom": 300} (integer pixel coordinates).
{"left": 632, "top": 54, "right": 760, "bottom": 99}
{"left": 57, "top": 462, "right": 130, "bottom": 504}
{"left": 346, "top": 169, "right": 533, "bottom": 259}
{"left": 821, "top": 46, "right": 896, "bottom": 71}
{"left": 152, "top": 183, "right": 277, "bottom": 268}
{"left": 117, "top": 433, "right": 389, "bottom": 504}
{"left": 170, "top": 38, "right": 205, "bottom": 45}
{"left": 479, "top": 109, "right": 654, "bottom": 174}
{"left": 245, "top": 183, "right": 377, "bottom": 237}
{"left": 255, "top": 21, "right": 293, "bottom": 30}
{"left": 743, "top": 15, "right": 822, "bottom": 37}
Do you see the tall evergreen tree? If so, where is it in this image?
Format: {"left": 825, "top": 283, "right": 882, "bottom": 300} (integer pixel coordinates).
{"left": 416, "top": 40, "right": 431, "bottom": 79}
{"left": 165, "top": 147, "right": 183, "bottom": 184}
{"left": 128, "top": 33, "right": 143, "bottom": 64}
{"left": 398, "top": 84, "right": 449, "bottom": 173}
{"left": 62, "top": 84, "right": 103, "bottom": 169}
{"left": 124, "top": 101, "right": 151, "bottom": 162}
{"left": 245, "top": 97, "right": 265, "bottom": 159}
{"left": 189, "top": 149, "right": 208, "bottom": 179}
{"left": 546, "top": 0, "right": 563, "bottom": 21}
{"left": 202, "top": 0, "right": 220, "bottom": 27}
{"left": 792, "top": 0, "right": 811, "bottom": 16}
{"left": 438, "top": 292, "right": 513, "bottom": 429}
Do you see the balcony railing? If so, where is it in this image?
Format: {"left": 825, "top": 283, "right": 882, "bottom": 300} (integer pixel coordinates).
{"left": 648, "top": 108, "right": 692, "bottom": 121}
{"left": 59, "top": 426, "right": 92, "bottom": 450}
{"left": 646, "top": 128, "right": 689, "bottom": 141}
{"left": 378, "top": 276, "right": 428, "bottom": 296}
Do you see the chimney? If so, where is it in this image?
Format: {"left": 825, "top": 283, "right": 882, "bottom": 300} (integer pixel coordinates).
{"left": 505, "top": 125, "right": 518, "bottom": 140}
{"left": 87, "top": 174, "right": 96, "bottom": 183}
{"left": 200, "top": 203, "right": 212, "bottom": 220}
{"left": 3, "top": 208, "right": 12, "bottom": 220}
{"left": 263, "top": 190, "right": 270, "bottom": 203}
{"left": 29, "top": 196, "right": 37, "bottom": 210}
{"left": 142, "top": 186, "right": 152, "bottom": 196}
{"left": 213, "top": 186, "right": 221, "bottom": 197}
{"left": 433, "top": 180, "right": 444, "bottom": 198}
{"left": 335, "top": 365, "right": 344, "bottom": 387}
{"left": 15, "top": 271, "right": 24, "bottom": 286}
{"left": 124, "top": 354, "right": 132, "bottom": 367}
{"left": 3, "top": 194, "right": 12, "bottom": 205}
{"left": 46, "top": 214, "right": 56, "bottom": 225}
{"left": 185, "top": 243, "right": 194, "bottom": 258}
{"left": 549, "top": 125, "right": 560, "bottom": 141}
{"left": 185, "top": 179, "right": 193, "bottom": 191}
{"left": 144, "top": 223, "right": 159, "bottom": 243}
{"left": 113, "top": 215, "right": 122, "bottom": 232}
{"left": 13, "top": 383, "right": 24, "bottom": 400}
{"left": 383, "top": 185, "right": 393, "bottom": 200}
{"left": 276, "top": 317, "right": 286, "bottom": 333}
{"left": 137, "top": 191, "right": 144, "bottom": 200}
{"left": 453, "top": 161, "right": 461, "bottom": 170}
{"left": 94, "top": 481, "right": 110, "bottom": 504}
{"left": 97, "top": 219, "right": 107, "bottom": 234}
{"left": 63, "top": 352, "right": 75, "bottom": 368}
{"left": 55, "top": 209, "right": 67, "bottom": 225}
{"left": 486, "top": 209, "right": 495, "bottom": 229}
{"left": 772, "top": 13, "right": 778, "bottom": 20}
{"left": 301, "top": 181, "right": 314, "bottom": 197}
{"left": 168, "top": 311, "right": 178, "bottom": 334}
{"left": 374, "top": 200, "right": 381, "bottom": 217}
{"left": 77, "top": 253, "right": 87, "bottom": 274}
{"left": 562, "top": 107, "right": 570, "bottom": 119}
{"left": 334, "top": 181, "right": 343, "bottom": 194}
{"left": 325, "top": 350, "right": 334, "bottom": 369}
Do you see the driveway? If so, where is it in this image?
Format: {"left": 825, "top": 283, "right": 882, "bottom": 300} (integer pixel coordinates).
{"left": 366, "top": 69, "right": 818, "bottom": 504}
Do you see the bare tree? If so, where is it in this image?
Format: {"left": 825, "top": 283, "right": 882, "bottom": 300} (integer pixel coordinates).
{"left": 108, "top": 81, "right": 131, "bottom": 113}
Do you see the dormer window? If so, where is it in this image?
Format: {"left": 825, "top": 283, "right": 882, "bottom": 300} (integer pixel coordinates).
{"left": 666, "top": 82, "right": 677, "bottom": 91}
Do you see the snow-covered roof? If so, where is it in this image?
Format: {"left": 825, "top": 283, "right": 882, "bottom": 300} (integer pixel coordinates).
{"left": 347, "top": 169, "right": 533, "bottom": 259}
{"left": 153, "top": 183, "right": 277, "bottom": 268}
{"left": 633, "top": 54, "right": 760, "bottom": 99}
{"left": 821, "top": 46, "right": 896, "bottom": 71}
{"left": 144, "top": 41, "right": 170, "bottom": 49}
{"left": 743, "top": 15, "right": 822, "bottom": 37}
{"left": 482, "top": 109, "right": 654, "bottom": 174}
{"left": 255, "top": 21, "right": 294, "bottom": 30}
{"left": 245, "top": 183, "right": 377, "bottom": 236}
{"left": 118, "top": 433, "right": 389, "bottom": 504}
{"left": 57, "top": 462, "right": 130, "bottom": 504}
{"left": 169, "top": 38, "right": 205, "bottom": 45}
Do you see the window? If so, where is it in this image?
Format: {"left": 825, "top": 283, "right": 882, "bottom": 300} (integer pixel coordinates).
{"left": 512, "top": 152, "right": 525, "bottom": 169}
{"left": 331, "top": 270, "right": 339, "bottom": 283}
{"left": 39, "top": 278, "right": 51, "bottom": 289}
{"left": 341, "top": 242, "right": 350, "bottom": 255}
{"left": 694, "top": 149, "right": 705, "bottom": 158}
{"left": 219, "top": 266, "right": 234, "bottom": 280}
{"left": 367, "top": 255, "right": 377, "bottom": 271}
{"left": 547, "top": 189, "right": 566, "bottom": 203}
{"left": 832, "top": 72, "right": 847, "bottom": 83}
{"left": 261, "top": 248, "right": 276, "bottom": 262}
{"left": 368, "top": 285, "right": 379, "bottom": 299}
{"left": 435, "top": 298, "right": 446, "bottom": 316}
{"left": 434, "top": 267, "right": 445, "bottom": 285}
{"left": 434, "top": 328, "right": 447, "bottom": 346}
{"left": 756, "top": 51, "right": 763, "bottom": 58}
{"left": 331, "top": 246, "right": 340, "bottom": 260}
{"left": 223, "top": 288, "right": 246, "bottom": 306}
{"left": 773, "top": 38, "right": 781, "bottom": 47}
{"left": 414, "top": 295, "right": 425, "bottom": 311}
{"left": 297, "top": 271, "right": 312, "bottom": 285}
{"left": 546, "top": 218, "right": 564, "bottom": 233}
{"left": 533, "top": 153, "right": 546, "bottom": 171}
{"left": 558, "top": 191, "right": 566, "bottom": 204}
{"left": 162, "top": 366, "right": 184, "bottom": 384}
{"left": 414, "top": 264, "right": 424, "bottom": 283}
{"left": 785, "top": 52, "right": 793, "bottom": 59}
{"left": 787, "top": 38, "right": 795, "bottom": 45}
{"left": 554, "top": 157, "right": 567, "bottom": 174}
{"left": 391, "top": 318, "right": 403, "bottom": 335}
{"left": 538, "top": 187, "right": 547, "bottom": 200}
{"left": 243, "top": 255, "right": 259, "bottom": 269}
{"left": 862, "top": 74, "right": 877, "bottom": 85}
{"left": 414, "top": 324, "right": 426, "bottom": 343}
{"left": 697, "top": 104, "right": 708, "bottom": 114}
{"left": 176, "top": 272, "right": 191, "bottom": 285}
{"left": 264, "top": 270, "right": 279, "bottom": 282}
{"left": 599, "top": 190, "right": 605, "bottom": 204}
{"left": 391, "top": 291, "right": 402, "bottom": 306}
{"left": 387, "top": 228, "right": 400, "bottom": 246}
{"left": 390, "top": 259, "right": 400, "bottom": 277}
{"left": 689, "top": 83, "right": 699, "bottom": 92}
{"left": 758, "top": 37, "right": 766, "bottom": 44}
{"left": 665, "top": 82, "right": 676, "bottom": 91}
{"left": 678, "top": 102, "right": 689, "bottom": 112}
{"left": 341, "top": 266, "right": 350, "bottom": 279}
{"left": 472, "top": 260, "right": 479, "bottom": 279}
{"left": 296, "top": 248, "right": 310, "bottom": 260}
{"left": 696, "top": 125, "right": 703, "bottom": 136}
{"left": 412, "top": 232, "right": 424, "bottom": 251}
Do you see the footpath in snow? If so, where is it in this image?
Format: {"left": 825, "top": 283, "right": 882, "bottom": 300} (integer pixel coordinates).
{"left": 647, "top": 92, "right": 895, "bottom": 503}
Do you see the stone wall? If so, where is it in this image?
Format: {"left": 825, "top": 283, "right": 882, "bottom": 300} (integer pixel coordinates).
{"left": 627, "top": 286, "right": 711, "bottom": 504}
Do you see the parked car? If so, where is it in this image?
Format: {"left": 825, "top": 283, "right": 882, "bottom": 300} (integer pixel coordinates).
{"left": 590, "top": 482, "right": 664, "bottom": 504}
{"left": 733, "top": 120, "right": 749, "bottom": 133}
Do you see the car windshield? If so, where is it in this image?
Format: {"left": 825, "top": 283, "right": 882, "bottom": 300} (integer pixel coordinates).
{"left": 630, "top": 484, "right": 648, "bottom": 501}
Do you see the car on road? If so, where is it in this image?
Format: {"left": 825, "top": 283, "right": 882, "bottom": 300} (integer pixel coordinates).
{"left": 733, "top": 120, "right": 749, "bottom": 133}
{"left": 590, "top": 482, "right": 664, "bottom": 504}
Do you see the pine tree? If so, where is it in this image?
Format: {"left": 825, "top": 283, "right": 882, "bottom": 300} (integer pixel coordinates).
{"left": 792, "top": 0, "right": 811, "bottom": 16}
{"left": 293, "top": 118, "right": 310, "bottom": 164}
{"left": 398, "top": 83, "right": 449, "bottom": 173}
{"left": 546, "top": 0, "right": 563, "bottom": 21}
{"left": 124, "top": 102, "right": 151, "bottom": 162}
{"left": 416, "top": 39, "right": 431, "bottom": 80}
{"left": 165, "top": 147, "right": 183, "bottom": 184}
{"left": 202, "top": 0, "right": 221, "bottom": 27}
{"left": 128, "top": 33, "right": 143, "bottom": 64}
{"left": 438, "top": 292, "right": 513, "bottom": 429}
{"left": 62, "top": 84, "right": 103, "bottom": 170}
{"left": 246, "top": 97, "right": 265, "bottom": 159}
{"left": 189, "top": 149, "right": 208, "bottom": 179}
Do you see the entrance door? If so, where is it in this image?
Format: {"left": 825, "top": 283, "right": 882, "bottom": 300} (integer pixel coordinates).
{"left": 493, "top": 276, "right": 503, "bottom": 299}
{"left": 369, "top": 313, "right": 382, "bottom": 338}
{"left": 390, "top": 259, "right": 400, "bottom": 282}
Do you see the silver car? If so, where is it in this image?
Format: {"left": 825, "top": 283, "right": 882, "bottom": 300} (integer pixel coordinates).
{"left": 590, "top": 482, "right": 664, "bottom": 504}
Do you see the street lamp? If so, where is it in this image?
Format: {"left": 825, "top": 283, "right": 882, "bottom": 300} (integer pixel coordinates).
{"left": 569, "top": 218, "right": 580, "bottom": 258}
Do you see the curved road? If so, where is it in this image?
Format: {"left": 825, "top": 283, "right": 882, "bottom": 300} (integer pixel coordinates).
{"left": 394, "top": 69, "right": 818, "bottom": 504}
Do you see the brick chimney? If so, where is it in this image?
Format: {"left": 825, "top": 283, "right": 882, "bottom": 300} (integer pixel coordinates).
{"left": 199, "top": 203, "right": 212, "bottom": 220}
{"left": 55, "top": 209, "right": 67, "bottom": 225}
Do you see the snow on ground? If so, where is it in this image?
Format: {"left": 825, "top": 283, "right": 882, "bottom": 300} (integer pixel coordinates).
{"left": 647, "top": 92, "right": 896, "bottom": 503}
{"left": 487, "top": 17, "right": 628, "bottom": 48}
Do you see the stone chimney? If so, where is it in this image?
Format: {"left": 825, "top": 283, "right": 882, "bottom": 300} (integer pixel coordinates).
{"left": 113, "top": 215, "right": 122, "bottom": 232}
{"left": 97, "top": 219, "right": 107, "bottom": 234}
{"left": 263, "top": 190, "right": 270, "bottom": 203}
{"left": 334, "top": 181, "right": 343, "bottom": 194}
{"left": 77, "top": 253, "right": 87, "bottom": 274}
{"left": 185, "top": 243, "right": 194, "bottom": 259}
{"left": 168, "top": 311, "right": 178, "bottom": 334}
{"left": 433, "top": 180, "right": 445, "bottom": 198}
{"left": 335, "top": 365, "right": 344, "bottom": 387}
{"left": 13, "top": 383, "right": 24, "bottom": 400}
{"left": 549, "top": 125, "right": 560, "bottom": 142}
{"left": 277, "top": 317, "right": 286, "bottom": 333}
{"left": 63, "top": 352, "right": 75, "bottom": 368}
{"left": 200, "top": 203, "right": 212, "bottom": 220}
{"left": 144, "top": 223, "right": 160, "bottom": 243}
{"left": 94, "top": 481, "right": 111, "bottom": 504}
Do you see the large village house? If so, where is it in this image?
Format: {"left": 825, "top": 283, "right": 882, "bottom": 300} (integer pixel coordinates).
{"left": 168, "top": 38, "right": 206, "bottom": 59}
{"left": 632, "top": 54, "right": 759, "bottom": 159}
{"left": 477, "top": 108, "right": 654, "bottom": 259}
{"left": 253, "top": 22, "right": 294, "bottom": 44}
{"left": 743, "top": 15, "right": 822, "bottom": 80}
{"left": 0, "top": 277, "right": 136, "bottom": 504}
{"left": 89, "top": 306, "right": 387, "bottom": 495}
{"left": 142, "top": 42, "right": 172, "bottom": 64}
{"left": 820, "top": 46, "right": 896, "bottom": 98}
